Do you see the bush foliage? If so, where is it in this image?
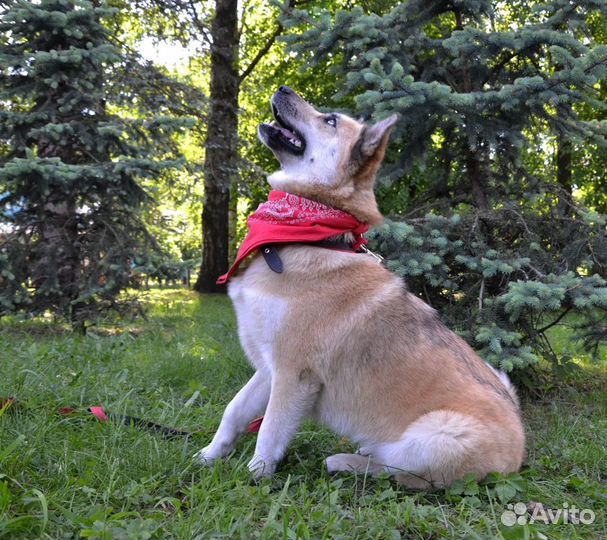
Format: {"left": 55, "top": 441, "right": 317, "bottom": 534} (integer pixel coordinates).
{"left": 286, "top": 0, "right": 607, "bottom": 371}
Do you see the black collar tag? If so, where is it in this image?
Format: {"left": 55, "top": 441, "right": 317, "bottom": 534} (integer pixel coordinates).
{"left": 260, "top": 245, "right": 283, "bottom": 274}
{"left": 259, "top": 240, "right": 362, "bottom": 275}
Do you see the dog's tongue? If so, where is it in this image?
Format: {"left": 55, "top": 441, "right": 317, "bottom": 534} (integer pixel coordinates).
{"left": 271, "top": 122, "right": 302, "bottom": 147}
{"left": 273, "top": 124, "right": 296, "bottom": 139}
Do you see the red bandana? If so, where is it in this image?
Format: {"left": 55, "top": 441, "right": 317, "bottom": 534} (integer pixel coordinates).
{"left": 217, "top": 190, "right": 369, "bottom": 284}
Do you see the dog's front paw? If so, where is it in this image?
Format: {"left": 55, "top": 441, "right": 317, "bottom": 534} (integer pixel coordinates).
{"left": 193, "top": 444, "right": 225, "bottom": 466}
{"left": 247, "top": 453, "right": 277, "bottom": 479}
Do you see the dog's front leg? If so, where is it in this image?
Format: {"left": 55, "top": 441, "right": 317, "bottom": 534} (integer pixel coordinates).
{"left": 248, "top": 368, "right": 321, "bottom": 479}
{"left": 195, "top": 369, "right": 271, "bottom": 464}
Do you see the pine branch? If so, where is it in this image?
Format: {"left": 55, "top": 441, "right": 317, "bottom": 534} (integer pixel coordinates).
{"left": 185, "top": 0, "right": 213, "bottom": 47}
{"left": 239, "top": 24, "right": 282, "bottom": 82}
{"left": 536, "top": 307, "right": 572, "bottom": 335}
{"left": 238, "top": 0, "right": 305, "bottom": 82}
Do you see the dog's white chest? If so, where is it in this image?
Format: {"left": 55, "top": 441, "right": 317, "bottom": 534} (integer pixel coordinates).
{"left": 228, "top": 277, "right": 287, "bottom": 371}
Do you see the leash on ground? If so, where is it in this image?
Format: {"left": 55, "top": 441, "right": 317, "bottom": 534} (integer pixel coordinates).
{"left": 0, "top": 397, "right": 263, "bottom": 438}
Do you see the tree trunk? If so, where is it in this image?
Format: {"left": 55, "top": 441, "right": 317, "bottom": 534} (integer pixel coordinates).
{"left": 454, "top": 8, "right": 489, "bottom": 212}
{"left": 556, "top": 135, "right": 573, "bottom": 216}
{"left": 465, "top": 152, "right": 490, "bottom": 211}
{"left": 228, "top": 178, "right": 239, "bottom": 261}
{"left": 193, "top": 0, "right": 239, "bottom": 293}
{"left": 37, "top": 123, "right": 83, "bottom": 329}
{"left": 555, "top": 102, "right": 573, "bottom": 217}
{"left": 36, "top": 195, "right": 84, "bottom": 331}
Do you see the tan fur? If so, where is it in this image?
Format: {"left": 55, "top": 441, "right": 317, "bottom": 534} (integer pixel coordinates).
{"left": 195, "top": 87, "right": 525, "bottom": 488}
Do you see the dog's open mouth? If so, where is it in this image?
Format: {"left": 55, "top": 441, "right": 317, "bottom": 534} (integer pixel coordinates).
{"left": 263, "top": 103, "right": 306, "bottom": 155}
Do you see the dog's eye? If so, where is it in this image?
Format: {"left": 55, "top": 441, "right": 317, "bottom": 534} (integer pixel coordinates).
{"left": 325, "top": 115, "right": 337, "bottom": 127}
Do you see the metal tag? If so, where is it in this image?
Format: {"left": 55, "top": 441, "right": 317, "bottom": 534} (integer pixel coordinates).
{"left": 359, "top": 244, "right": 384, "bottom": 264}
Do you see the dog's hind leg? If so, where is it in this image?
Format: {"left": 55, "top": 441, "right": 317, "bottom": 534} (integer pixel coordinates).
{"left": 370, "top": 410, "right": 516, "bottom": 489}
{"left": 327, "top": 410, "right": 513, "bottom": 490}
{"left": 325, "top": 452, "right": 436, "bottom": 489}
{"left": 325, "top": 453, "right": 386, "bottom": 476}
{"left": 195, "top": 370, "right": 271, "bottom": 465}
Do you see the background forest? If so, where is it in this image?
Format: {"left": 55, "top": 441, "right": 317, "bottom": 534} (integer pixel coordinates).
{"left": 3, "top": 0, "right": 607, "bottom": 373}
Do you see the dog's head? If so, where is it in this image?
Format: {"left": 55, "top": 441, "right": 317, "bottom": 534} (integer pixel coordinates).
{"left": 258, "top": 86, "right": 397, "bottom": 226}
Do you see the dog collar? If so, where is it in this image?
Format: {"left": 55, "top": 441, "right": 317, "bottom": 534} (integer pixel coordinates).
{"left": 217, "top": 191, "right": 370, "bottom": 284}
{"left": 259, "top": 238, "right": 365, "bottom": 274}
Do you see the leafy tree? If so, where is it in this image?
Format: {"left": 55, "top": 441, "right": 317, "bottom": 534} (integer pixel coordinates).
{"left": 0, "top": 0, "right": 191, "bottom": 330}
{"left": 575, "top": 12, "right": 607, "bottom": 213}
{"left": 191, "top": 0, "right": 240, "bottom": 293}
{"left": 125, "top": 0, "right": 296, "bottom": 292}
{"left": 106, "top": 0, "right": 351, "bottom": 289}
{"left": 284, "top": 0, "right": 607, "bottom": 371}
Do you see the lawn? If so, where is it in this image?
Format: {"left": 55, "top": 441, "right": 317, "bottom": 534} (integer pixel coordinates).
{"left": 0, "top": 288, "right": 605, "bottom": 540}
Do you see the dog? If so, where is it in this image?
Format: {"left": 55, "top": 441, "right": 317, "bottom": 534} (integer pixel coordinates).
{"left": 195, "top": 85, "right": 525, "bottom": 489}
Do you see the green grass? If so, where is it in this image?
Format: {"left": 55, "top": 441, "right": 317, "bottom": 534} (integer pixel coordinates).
{"left": 0, "top": 288, "right": 605, "bottom": 540}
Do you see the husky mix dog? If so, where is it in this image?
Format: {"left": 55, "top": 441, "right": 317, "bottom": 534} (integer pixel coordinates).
{"left": 195, "top": 86, "right": 525, "bottom": 489}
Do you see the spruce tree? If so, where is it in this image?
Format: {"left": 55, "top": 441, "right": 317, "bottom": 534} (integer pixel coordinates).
{"left": 284, "top": 0, "right": 607, "bottom": 371}
{"left": 0, "top": 0, "right": 188, "bottom": 330}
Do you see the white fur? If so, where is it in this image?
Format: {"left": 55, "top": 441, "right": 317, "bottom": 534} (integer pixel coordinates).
{"left": 487, "top": 362, "right": 513, "bottom": 389}
{"left": 486, "top": 362, "right": 519, "bottom": 405}
{"left": 194, "top": 263, "right": 286, "bottom": 467}
{"left": 228, "top": 267, "right": 287, "bottom": 372}
{"left": 266, "top": 115, "right": 344, "bottom": 188}
{"left": 368, "top": 411, "right": 482, "bottom": 472}
{"left": 196, "top": 259, "right": 323, "bottom": 478}
{"left": 194, "top": 370, "right": 271, "bottom": 463}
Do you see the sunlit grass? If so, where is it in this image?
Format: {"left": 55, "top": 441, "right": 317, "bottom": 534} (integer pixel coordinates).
{"left": 0, "top": 288, "right": 605, "bottom": 539}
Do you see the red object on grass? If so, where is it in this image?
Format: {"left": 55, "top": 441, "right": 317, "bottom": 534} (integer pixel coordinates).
{"left": 88, "top": 406, "right": 108, "bottom": 422}
{"left": 217, "top": 191, "right": 369, "bottom": 284}
{"left": 2, "top": 398, "right": 189, "bottom": 439}
{"left": 247, "top": 416, "right": 264, "bottom": 433}
{"left": 58, "top": 406, "right": 107, "bottom": 422}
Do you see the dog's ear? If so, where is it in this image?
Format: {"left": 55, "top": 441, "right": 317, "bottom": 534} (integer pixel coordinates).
{"left": 358, "top": 114, "right": 398, "bottom": 158}
{"left": 349, "top": 114, "right": 398, "bottom": 179}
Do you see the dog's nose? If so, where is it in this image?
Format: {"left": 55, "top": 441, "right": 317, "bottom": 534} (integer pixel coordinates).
{"left": 278, "top": 85, "right": 293, "bottom": 94}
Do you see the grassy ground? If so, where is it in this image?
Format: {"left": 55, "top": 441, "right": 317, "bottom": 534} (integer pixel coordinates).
{"left": 0, "top": 288, "right": 605, "bottom": 540}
